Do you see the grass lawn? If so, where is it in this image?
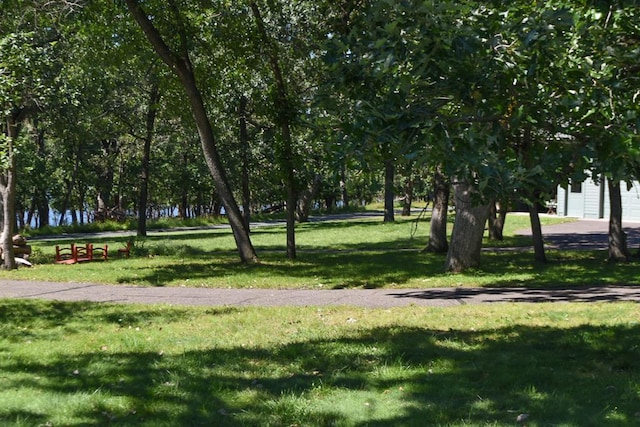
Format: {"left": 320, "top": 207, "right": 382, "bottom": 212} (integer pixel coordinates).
{"left": 2, "top": 213, "right": 638, "bottom": 289}
{"left": 1, "top": 300, "right": 639, "bottom": 426}
{"left": 2, "top": 214, "right": 640, "bottom": 425}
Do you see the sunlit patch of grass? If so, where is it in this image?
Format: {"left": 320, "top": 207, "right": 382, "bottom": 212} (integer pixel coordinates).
{"left": 6, "top": 215, "right": 638, "bottom": 290}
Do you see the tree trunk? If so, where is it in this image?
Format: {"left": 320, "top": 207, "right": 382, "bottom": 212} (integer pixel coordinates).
{"left": 284, "top": 138, "right": 297, "bottom": 260}
{"left": 125, "top": 0, "right": 258, "bottom": 263}
{"left": 249, "top": 1, "right": 297, "bottom": 259}
{"left": 401, "top": 174, "right": 413, "bottom": 216}
{"left": 445, "top": 180, "right": 490, "bottom": 272}
{"left": 137, "top": 82, "right": 160, "bottom": 237}
{"left": 0, "top": 113, "right": 21, "bottom": 269}
{"left": 424, "top": 166, "right": 449, "bottom": 253}
{"left": 239, "top": 95, "right": 251, "bottom": 234}
{"left": 384, "top": 159, "right": 395, "bottom": 222}
{"left": 297, "top": 174, "right": 321, "bottom": 222}
{"left": 34, "top": 128, "right": 50, "bottom": 228}
{"left": 488, "top": 199, "right": 507, "bottom": 241}
{"left": 607, "top": 178, "right": 630, "bottom": 262}
{"left": 528, "top": 202, "right": 547, "bottom": 263}
{"left": 340, "top": 164, "right": 349, "bottom": 208}
{"left": 96, "top": 138, "right": 118, "bottom": 219}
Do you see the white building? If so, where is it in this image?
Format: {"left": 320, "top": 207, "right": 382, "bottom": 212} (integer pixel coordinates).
{"left": 557, "top": 176, "right": 640, "bottom": 221}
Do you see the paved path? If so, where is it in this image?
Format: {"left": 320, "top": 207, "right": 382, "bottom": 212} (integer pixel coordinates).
{"left": 515, "top": 216, "right": 640, "bottom": 250}
{"left": 2, "top": 218, "right": 640, "bottom": 308}
{"left": 1, "top": 280, "right": 640, "bottom": 307}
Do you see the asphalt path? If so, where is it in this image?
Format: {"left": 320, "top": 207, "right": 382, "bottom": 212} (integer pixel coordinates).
{"left": 2, "top": 217, "right": 640, "bottom": 307}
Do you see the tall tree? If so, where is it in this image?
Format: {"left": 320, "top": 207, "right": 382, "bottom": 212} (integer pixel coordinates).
{"left": 249, "top": 1, "right": 298, "bottom": 259}
{"left": 124, "top": 0, "right": 258, "bottom": 263}
{"left": 566, "top": 2, "right": 640, "bottom": 261}
{"left": 0, "top": 1, "right": 74, "bottom": 268}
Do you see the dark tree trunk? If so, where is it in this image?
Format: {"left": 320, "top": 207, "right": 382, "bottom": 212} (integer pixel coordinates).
{"left": 424, "top": 166, "right": 449, "bottom": 253}
{"left": 138, "top": 82, "right": 160, "bottom": 237}
{"left": 325, "top": 195, "right": 335, "bottom": 212}
{"left": 445, "top": 180, "right": 490, "bottom": 272}
{"left": 297, "top": 174, "right": 321, "bottom": 222}
{"left": 78, "top": 185, "right": 86, "bottom": 225}
{"left": 126, "top": 0, "right": 258, "bottom": 263}
{"left": 401, "top": 174, "right": 414, "bottom": 216}
{"left": 607, "top": 179, "right": 630, "bottom": 262}
{"left": 26, "top": 198, "right": 36, "bottom": 229}
{"left": 529, "top": 202, "right": 547, "bottom": 263}
{"left": 488, "top": 199, "right": 507, "bottom": 241}
{"left": 384, "top": 159, "right": 395, "bottom": 222}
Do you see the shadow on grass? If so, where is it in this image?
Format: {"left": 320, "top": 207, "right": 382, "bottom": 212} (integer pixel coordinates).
{"left": 111, "top": 248, "right": 640, "bottom": 290}
{"left": 113, "top": 251, "right": 436, "bottom": 288}
{"left": 1, "top": 301, "right": 639, "bottom": 425}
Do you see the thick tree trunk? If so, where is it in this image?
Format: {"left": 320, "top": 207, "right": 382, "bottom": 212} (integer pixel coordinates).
{"left": 384, "top": 159, "right": 395, "bottom": 222}
{"left": 607, "top": 179, "right": 630, "bottom": 262}
{"left": 126, "top": 0, "right": 258, "bottom": 263}
{"left": 424, "top": 166, "right": 449, "bottom": 253}
{"left": 137, "top": 82, "right": 160, "bottom": 237}
{"left": 529, "top": 202, "right": 547, "bottom": 263}
{"left": 445, "top": 180, "right": 490, "bottom": 272}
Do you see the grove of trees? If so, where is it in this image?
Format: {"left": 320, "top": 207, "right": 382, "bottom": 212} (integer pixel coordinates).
{"left": 1, "top": 0, "right": 638, "bottom": 271}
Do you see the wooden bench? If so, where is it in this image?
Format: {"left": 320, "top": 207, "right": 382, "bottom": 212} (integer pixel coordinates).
{"left": 55, "top": 243, "right": 108, "bottom": 264}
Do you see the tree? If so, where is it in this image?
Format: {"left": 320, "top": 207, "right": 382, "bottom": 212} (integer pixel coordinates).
{"left": 123, "top": 0, "right": 258, "bottom": 263}
{"left": 445, "top": 180, "right": 490, "bottom": 271}
{"left": 249, "top": 0, "right": 299, "bottom": 259}
{"left": 565, "top": 2, "right": 640, "bottom": 261}
{"left": 322, "top": 0, "right": 459, "bottom": 224}
{"left": 423, "top": 165, "right": 449, "bottom": 253}
{"left": 0, "top": 1, "right": 76, "bottom": 268}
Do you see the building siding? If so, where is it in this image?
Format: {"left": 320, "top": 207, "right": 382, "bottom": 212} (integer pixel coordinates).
{"left": 557, "top": 177, "right": 640, "bottom": 221}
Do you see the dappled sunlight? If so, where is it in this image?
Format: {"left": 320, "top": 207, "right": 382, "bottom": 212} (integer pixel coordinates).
{"left": 1, "top": 301, "right": 639, "bottom": 425}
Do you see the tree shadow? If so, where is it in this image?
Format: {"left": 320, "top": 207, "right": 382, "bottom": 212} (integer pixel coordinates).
{"left": 113, "top": 250, "right": 433, "bottom": 288}
{"left": 388, "top": 285, "right": 640, "bottom": 304}
{"left": 1, "top": 301, "right": 639, "bottom": 425}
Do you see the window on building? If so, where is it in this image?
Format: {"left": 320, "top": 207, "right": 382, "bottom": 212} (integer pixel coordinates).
{"left": 571, "top": 182, "right": 583, "bottom": 193}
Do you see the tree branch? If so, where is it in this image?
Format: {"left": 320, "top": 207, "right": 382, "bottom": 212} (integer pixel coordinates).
{"left": 123, "top": 0, "right": 179, "bottom": 71}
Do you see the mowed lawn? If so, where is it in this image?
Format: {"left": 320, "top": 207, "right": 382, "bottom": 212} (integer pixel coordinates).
{"left": 2, "top": 214, "right": 638, "bottom": 289}
{"left": 1, "top": 300, "right": 639, "bottom": 426}
{"left": 1, "top": 214, "right": 640, "bottom": 426}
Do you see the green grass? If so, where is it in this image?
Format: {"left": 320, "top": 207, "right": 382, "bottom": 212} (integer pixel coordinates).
{"left": 3, "top": 213, "right": 638, "bottom": 289}
{"left": 0, "top": 299, "right": 638, "bottom": 426}
{"left": 3, "top": 213, "right": 640, "bottom": 426}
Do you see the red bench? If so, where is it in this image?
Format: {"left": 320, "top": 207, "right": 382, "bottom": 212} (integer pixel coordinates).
{"left": 55, "top": 243, "right": 108, "bottom": 264}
